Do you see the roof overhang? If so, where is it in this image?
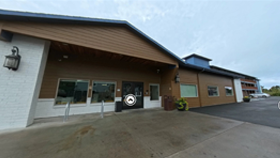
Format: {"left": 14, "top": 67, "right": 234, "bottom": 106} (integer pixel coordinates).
{"left": 179, "top": 63, "right": 244, "bottom": 78}
{"left": 0, "top": 9, "right": 182, "bottom": 64}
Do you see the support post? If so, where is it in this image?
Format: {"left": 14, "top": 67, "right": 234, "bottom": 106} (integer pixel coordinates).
{"left": 101, "top": 100, "right": 104, "bottom": 119}
{"left": 63, "top": 101, "right": 71, "bottom": 122}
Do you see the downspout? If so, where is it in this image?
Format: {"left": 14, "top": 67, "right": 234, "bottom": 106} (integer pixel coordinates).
{"left": 197, "top": 68, "right": 205, "bottom": 107}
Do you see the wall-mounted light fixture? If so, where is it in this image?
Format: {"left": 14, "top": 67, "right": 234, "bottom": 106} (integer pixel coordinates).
{"left": 175, "top": 73, "right": 180, "bottom": 83}
{"left": 157, "top": 69, "right": 160, "bottom": 73}
{"left": 3, "top": 46, "right": 21, "bottom": 71}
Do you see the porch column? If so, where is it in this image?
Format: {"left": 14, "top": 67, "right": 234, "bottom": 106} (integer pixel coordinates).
{"left": 0, "top": 34, "right": 50, "bottom": 130}
{"left": 160, "top": 65, "right": 180, "bottom": 106}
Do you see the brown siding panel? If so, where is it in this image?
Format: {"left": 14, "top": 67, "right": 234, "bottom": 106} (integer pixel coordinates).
{"left": 179, "top": 69, "right": 200, "bottom": 108}
{"left": 39, "top": 50, "right": 162, "bottom": 99}
{"left": 1, "top": 21, "right": 177, "bottom": 65}
{"left": 199, "top": 73, "right": 235, "bottom": 106}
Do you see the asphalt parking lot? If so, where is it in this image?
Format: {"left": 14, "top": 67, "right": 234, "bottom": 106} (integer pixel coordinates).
{"left": 190, "top": 96, "right": 280, "bottom": 128}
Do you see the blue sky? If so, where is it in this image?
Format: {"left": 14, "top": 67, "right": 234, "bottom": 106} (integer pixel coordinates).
{"left": 1, "top": 0, "right": 279, "bottom": 88}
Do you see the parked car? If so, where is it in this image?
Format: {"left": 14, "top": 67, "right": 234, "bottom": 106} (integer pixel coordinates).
{"left": 250, "top": 93, "right": 270, "bottom": 98}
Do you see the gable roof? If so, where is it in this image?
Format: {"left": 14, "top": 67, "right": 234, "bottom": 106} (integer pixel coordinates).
{"left": 0, "top": 9, "right": 256, "bottom": 79}
{"left": 182, "top": 53, "right": 212, "bottom": 61}
{"left": 0, "top": 9, "right": 183, "bottom": 63}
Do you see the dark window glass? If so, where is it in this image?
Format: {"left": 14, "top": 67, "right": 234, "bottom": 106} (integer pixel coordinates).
{"left": 225, "top": 86, "right": 233, "bottom": 96}
{"left": 56, "top": 80, "right": 88, "bottom": 105}
{"left": 150, "top": 84, "right": 159, "bottom": 100}
{"left": 92, "top": 82, "right": 115, "bottom": 103}
{"left": 208, "top": 86, "right": 219, "bottom": 96}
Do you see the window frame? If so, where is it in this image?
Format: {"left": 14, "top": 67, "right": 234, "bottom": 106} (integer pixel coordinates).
{"left": 180, "top": 83, "right": 198, "bottom": 98}
{"left": 54, "top": 78, "right": 90, "bottom": 106}
{"left": 91, "top": 80, "right": 117, "bottom": 104}
{"left": 225, "top": 86, "right": 234, "bottom": 96}
{"left": 149, "top": 83, "right": 160, "bottom": 101}
{"left": 207, "top": 86, "right": 219, "bottom": 97}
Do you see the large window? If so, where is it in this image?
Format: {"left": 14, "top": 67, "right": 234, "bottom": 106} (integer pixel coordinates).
{"left": 180, "top": 84, "right": 198, "bottom": 97}
{"left": 225, "top": 86, "right": 233, "bottom": 96}
{"left": 150, "top": 84, "right": 159, "bottom": 100}
{"left": 208, "top": 86, "right": 219, "bottom": 96}
{"left": 55, "top": 79, "right": 89, "bottom": 105}
{"left": 92, "top": 81, "right": 116, "bottom": 103}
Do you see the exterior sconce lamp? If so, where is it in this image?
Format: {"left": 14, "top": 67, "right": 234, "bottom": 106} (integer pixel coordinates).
{"left": 157, "top": 69, "right": 160, "bottom": 73}
{"left": 3, "top": 46, "right": 21, "bottom": 71}
{"left": 175, "top": 73, "right": 180, "bottom": 83}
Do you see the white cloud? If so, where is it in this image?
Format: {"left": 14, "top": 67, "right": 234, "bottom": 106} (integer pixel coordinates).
{"left": 0, "top": 0, "right": 279, "bottom": 88}
{"left": 113, "top": 0, "right": 167, "bottom": 22}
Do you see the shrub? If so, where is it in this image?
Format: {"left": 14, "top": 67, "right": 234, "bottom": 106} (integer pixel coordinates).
{"left": 271, "top": 92, "right": 280, "bottom": 96}
{"left": 175, "top": 97, "right": 189, "bottom": 110}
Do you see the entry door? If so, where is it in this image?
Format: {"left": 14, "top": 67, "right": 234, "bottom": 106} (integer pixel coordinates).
{"left": 122, "top": 81, "right": 144, "bottom": 109}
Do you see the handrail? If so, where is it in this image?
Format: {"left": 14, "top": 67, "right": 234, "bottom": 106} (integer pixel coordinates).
{"left": 63, "top": 101, "right": 71, "bottom": 122}
{"left": 100, "top": 100, "right": 104, "bottom": 119}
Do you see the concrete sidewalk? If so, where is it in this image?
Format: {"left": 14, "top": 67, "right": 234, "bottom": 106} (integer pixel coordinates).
{"left": 0, "top": 108, "right": 279, "bottom": 158}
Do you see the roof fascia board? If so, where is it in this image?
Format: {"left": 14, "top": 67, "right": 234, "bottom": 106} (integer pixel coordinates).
{"left": 210, "top": 65, "right": 258, "bottom": 79}
{"left": 179, "top": 63, "right": 244, "bottom": 78}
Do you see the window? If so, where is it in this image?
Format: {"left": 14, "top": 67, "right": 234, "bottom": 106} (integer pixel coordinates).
{"left": 180, "top": 84, "right": 198, "bottom": 97}
{"left": 55, "top": 79, "right": 89, "bottom": 105}
{"left": 92, "top": 81, "right": 116, "bottom": 103}
{"left": 208, "top": 86, "right": 219, "bottom": 96}
{"left": 150, "top": 84, "right": 159, "bottom": 100}
{"left": 225, "top": 86, "right": 233, "bottom": 96}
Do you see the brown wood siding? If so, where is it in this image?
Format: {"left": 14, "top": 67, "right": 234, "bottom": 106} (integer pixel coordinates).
{"left": 39, "top": 50, "right": 163, "bottom": 99}
{"left": 178, "top": 69, "right": 200, "bottom": 108}
{"left": 198, "top": 73, "right": 235, "bottom": 106}
{"left": 160, "top": 67, "right": 180, "bottom": 108}
{"left": 1, "top": 21, "right": 177, "bottom": 65}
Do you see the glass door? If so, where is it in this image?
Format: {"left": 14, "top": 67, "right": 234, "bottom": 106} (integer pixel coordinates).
{"left": 122, "top": 81, "right": 144, "bottom": 109}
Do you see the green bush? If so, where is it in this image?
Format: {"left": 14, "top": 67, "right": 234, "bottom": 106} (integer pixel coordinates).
{"left": 271, "top": 92, "right": 280, "bottom": 96}
{"left": 175, "top": 98, "right": 189, "bottom": 110}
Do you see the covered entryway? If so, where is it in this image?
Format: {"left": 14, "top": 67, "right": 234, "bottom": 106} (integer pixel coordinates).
{"left": 34, "top": 41, "right": 176, "bottom": 118}
{"left": 0, "top": 10, "right": 180, "bottom": 130}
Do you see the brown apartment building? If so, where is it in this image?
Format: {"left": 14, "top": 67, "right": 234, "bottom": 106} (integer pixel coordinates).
{"left": 0, "top": 10, "right": 258, "bottom": 130}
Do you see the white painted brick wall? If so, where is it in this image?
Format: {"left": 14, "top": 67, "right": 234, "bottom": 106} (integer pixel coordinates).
{"left": 144, "top": 96, "right": 162, "bottom": 109}
{"left": 34, "top": 97, "right": 120, "bottom": 118}
{"left": 0, "top": 34, "right": 50, "bottom": 130}
{"left": 34, "top": 96, "right": 162, "bottom": 119}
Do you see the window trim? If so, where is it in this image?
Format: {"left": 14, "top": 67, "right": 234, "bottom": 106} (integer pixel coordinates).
{"left": 149, "top": 83, "right": 160, "bottom": 101}
{"left": 180, "top": 83, "right": 198, "bottom": 98}
{"left": 91, "top": 80, "right": 117, "bottom": 104}
{"left": 225, "top": 86, "right": 234, "bottom": 96}
{"left": 54, "top": 78, "right": 90, "bottom": 106}
{"left": 207, "top": 86, "right": 220, "bottom": 97}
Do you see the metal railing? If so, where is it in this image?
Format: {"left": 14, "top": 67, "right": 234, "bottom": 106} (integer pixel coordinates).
{"left": 63, "top": 100, "right": 105, "bottom": 122}
{"left": 63, "top": 101, "right": 71, "bottom": 122}
{"left": 100, "top": 100, "right": 104, "bottom": 119}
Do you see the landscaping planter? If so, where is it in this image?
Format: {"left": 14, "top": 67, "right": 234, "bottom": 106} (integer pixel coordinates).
{"left": 176, "top": 103, "right": 189, "bottom": 111}
{"left": 243, "top": 98, "right": 250, "bottom": 102}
